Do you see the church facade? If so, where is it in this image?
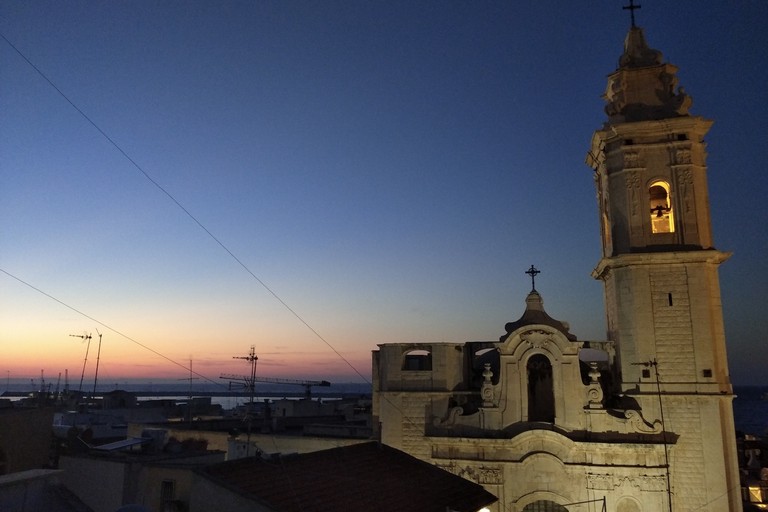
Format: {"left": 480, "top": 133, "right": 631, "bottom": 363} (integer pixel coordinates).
{"left": 372, "top": 24, "right": 741, "bottom": 512}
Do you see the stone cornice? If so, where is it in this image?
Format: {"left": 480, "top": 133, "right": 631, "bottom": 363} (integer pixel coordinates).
{"left": 592, "top": 250, "right": 731, "bottom": 279}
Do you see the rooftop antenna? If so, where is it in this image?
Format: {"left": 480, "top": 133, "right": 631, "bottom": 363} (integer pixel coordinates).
{"left": 230, "top": 346, "right": 258, "bottom": 457}
{"left": 92, "top": 329, "right": 103, "bottom": 397}
{"left": 232, "top": 345, "right": 258, "bottom": 412}
{"left": 178, "top": 357, "right": 199, "bottom": 425}
{"left": 70, "top": 332, "right": 92, "bottom": 393}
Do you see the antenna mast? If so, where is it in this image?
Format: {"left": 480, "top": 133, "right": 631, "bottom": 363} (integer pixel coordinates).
{"left": 70, "top": 332, "right": 92, "bottom": 393}
{"left": 178, "top": 357, "right": 199, "bottom": 425}
{"left": 232, "top": 345, "right": 258, "bottom": 411}
{"left": 92, "top": 329, "right": 103, "bottom": 397}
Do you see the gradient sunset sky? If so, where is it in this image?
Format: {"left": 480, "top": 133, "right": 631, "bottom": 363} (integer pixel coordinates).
{"left": 1, "top": 1, "right": 766, "bottom": 388}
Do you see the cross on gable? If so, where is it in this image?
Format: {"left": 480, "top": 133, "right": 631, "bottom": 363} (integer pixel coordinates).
{"left": 623, "top": 0, "right": 641, "bottom": 28}
{"left": 525, "top": 265, "right": 540, "bottom": 291}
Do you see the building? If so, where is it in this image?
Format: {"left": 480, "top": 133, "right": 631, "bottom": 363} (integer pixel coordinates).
{"left": 59, "top": 441, "right": 224, "bottom": 512}
{"left": 0, "top": 407, "right": 55, "bottom": 474}
{"left": 193, "top": 441, "right": 497, "bottom": 512}
{"left": 372, "top": 21, "right": 741, "bottom": 512}
{"left": 0, "top": 469, "right": 91, "bottom": 512}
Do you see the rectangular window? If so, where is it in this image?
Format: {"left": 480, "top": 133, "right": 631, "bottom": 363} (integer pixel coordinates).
{"left": 160, "top": 480, "right": 175, "bottom": 507}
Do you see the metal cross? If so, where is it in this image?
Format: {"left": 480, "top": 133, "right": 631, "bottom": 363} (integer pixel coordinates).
{"left": 623, "top": 0, "right": 641, "bottom": 28}
{"left": 525, "top": 265, "right": 540, "bottom": 291}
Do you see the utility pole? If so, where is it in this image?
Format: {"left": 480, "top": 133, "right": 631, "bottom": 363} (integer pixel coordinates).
{"left": 633, "top": 359, "right": 673, "bottom": 512}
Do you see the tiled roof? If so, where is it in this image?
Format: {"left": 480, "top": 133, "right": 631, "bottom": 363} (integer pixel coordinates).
{"left": 202, "top": 441, "right": 497, "bottom": 512}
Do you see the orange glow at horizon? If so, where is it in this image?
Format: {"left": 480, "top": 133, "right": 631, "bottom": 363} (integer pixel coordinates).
{"left": 2, "top": 333, "right": 373, "bottom": 384}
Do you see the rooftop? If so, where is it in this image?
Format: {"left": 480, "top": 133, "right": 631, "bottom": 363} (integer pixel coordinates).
{"left": 202, "top": 441, "right": 497, "bottom": 512}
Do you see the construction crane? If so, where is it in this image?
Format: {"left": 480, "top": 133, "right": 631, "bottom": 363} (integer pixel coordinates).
{"left": 220, "top": 374, "right": 331, "bottom": 399}
{"left": 221, "top": 346, "right": 331, "bottom": 399}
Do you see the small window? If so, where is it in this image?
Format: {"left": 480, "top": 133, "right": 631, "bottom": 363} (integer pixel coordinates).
{"left": 160, "top": 480, "right": 175, "bottom": 508}
{"left": 642, "top": 369, "right": 651, "bottom": 379}
{"left": 649, "top": 181, "right": 674, "bottom": 233}
{"left": 403, "top": 349, "right": 432, "bottom": 371}
{"left": 703, "top": 369, "right": 713, "bottom": 378}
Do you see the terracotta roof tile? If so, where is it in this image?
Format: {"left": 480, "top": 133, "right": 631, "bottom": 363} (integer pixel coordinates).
{"left": 202, "top": 441, "right": 497, "bottom": 512}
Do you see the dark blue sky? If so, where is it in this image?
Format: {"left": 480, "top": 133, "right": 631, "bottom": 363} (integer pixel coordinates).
{"left": 1, "top": 1, "right": 766, "bottom": 385}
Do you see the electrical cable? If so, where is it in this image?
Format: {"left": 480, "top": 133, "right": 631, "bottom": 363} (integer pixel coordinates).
{"left": 0, "top": 30, "right": 369, "bottom": 387}
{"left": 0, "top": 268, "right": 225, "bottom": 389}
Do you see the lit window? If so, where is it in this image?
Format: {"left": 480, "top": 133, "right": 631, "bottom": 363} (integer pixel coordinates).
{"left": 649, "top": 181, "right": 674, "bottom": 233}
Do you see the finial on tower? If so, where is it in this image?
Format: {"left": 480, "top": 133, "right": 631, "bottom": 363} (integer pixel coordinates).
{"left": 525, "top": 265, "right": 540, "bottom": 292}
{"left": 623, "top": 0, "right": 641, "bottom": 28}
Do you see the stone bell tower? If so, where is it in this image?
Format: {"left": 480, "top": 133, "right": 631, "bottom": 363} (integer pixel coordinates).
{"left": 587, "top": 21, "right": 742, "bottom": 512}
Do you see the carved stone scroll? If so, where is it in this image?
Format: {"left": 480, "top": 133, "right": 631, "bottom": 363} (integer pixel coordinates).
{"left": 624, "top": 409, "right": 662, "bottom": 434}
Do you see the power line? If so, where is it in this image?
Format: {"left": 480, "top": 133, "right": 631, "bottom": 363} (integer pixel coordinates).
{"left": 0, "top": 268, "right": 224, "bottom": 389}
{"left": 0, "top": 30, "right": 369, "bottom": 387}
{"left": 1, "top": 30, "right": 425, "bottom": 463}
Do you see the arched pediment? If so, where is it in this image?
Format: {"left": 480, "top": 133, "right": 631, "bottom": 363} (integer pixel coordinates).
{"left": 508, "top": 429, "right": 577, "bottom": 463}
{"left": 501, "top": 326, "right": 580, "bottom": 361}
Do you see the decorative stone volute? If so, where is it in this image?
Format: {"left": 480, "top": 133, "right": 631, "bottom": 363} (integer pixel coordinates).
{"left": 586, "top": 362, "right": 604, "bottom": 409}
{"left": 481, "top": 363, "right": 496, "bottom": 408}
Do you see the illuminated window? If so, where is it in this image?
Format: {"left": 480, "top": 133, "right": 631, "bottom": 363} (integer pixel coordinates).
{"left": 403, "top": 349, "right": 432, "bottom": 371}
{"left": 649, "top": 181, "right": 674, "bottom": 233}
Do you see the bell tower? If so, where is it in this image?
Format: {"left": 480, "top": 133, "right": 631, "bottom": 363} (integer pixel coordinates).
{"left": 587, "top": 19, "right": 742, "bottom": 512}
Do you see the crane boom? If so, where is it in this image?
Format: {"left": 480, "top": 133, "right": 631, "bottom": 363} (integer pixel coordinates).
{"left": 222, "top": 347, "right": 331, "bottom": 398}
{"left": 220, "top": 373, "right": 331, "bottom": 398}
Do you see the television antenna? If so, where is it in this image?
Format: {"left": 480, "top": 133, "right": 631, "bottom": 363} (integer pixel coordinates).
{"left": 70, "top": 332, "right": 92, "bottom": 393}
{"left": 178, "top": 357, "right": 199, "bottom": 424}
{"left": 92, "top": 329, "right": 103, "bottom": 397}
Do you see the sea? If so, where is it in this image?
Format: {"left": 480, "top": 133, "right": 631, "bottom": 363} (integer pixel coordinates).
{"left": 732, "top": 386, "right": 768, "bottom": 436}
{"left": 3, "top": 381, "right": 766, "bottom": 436}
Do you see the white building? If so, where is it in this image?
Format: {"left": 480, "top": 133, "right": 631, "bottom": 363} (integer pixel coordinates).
{"left": 373, "top": 22, "right": 741, "bottom": 512}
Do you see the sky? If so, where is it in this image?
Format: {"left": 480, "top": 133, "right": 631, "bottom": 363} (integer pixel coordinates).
{"left": 1, "top": 1, "right": 766, "bottom": 389}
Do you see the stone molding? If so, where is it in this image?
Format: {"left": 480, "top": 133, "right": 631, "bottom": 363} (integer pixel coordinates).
{"left": 587, "top": 473, "right": 667, "bottom": 492}
{"left": 437, "top": 463, "right": 504, "bottom": 485}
